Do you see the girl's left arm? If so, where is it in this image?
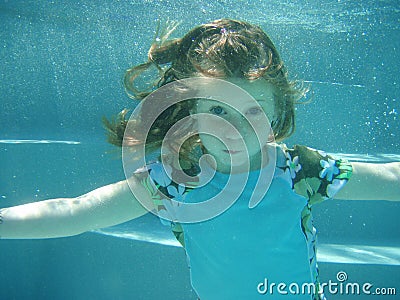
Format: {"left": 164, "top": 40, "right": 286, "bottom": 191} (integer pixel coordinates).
{"left": 334, "top": 162, "right": 400, "bottom": 201}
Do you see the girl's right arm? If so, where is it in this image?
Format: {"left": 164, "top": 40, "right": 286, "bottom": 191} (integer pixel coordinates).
{"left": 0, "top": 176, "right": 152, "bottom": 239}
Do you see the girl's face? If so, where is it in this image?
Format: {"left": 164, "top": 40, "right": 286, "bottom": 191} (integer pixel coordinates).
{"left": 193, "top": 78, "right": 276, "bottom": 173}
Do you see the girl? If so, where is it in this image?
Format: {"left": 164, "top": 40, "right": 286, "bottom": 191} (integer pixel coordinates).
{"left": 0, "top": 19, "right": 399, "bottom": 299}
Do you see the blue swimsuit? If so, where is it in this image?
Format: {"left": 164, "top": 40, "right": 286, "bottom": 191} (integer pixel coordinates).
{"left": 138, "top": 144, "right": 352, "bottom": 299}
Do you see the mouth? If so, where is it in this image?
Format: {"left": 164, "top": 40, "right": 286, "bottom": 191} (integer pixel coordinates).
{"left": 223, "top": 150, "right": 242, "bottom": 154}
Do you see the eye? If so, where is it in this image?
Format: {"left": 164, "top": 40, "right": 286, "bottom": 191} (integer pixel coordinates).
{"left": 246, "top": 107, "right": 263, "bottom": 115}
{"left": 209, "top": 106, "right": 227, "bottom": 115}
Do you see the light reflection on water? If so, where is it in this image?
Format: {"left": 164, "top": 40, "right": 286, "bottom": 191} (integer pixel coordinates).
{"left": 1, "top": 139, "right": 399, "bottom": 162}
{"left": 95, "top": 227, "right": 400, "bottom": 265}
{"left": 0, "top": 139, "right": 81, "bottom": 145}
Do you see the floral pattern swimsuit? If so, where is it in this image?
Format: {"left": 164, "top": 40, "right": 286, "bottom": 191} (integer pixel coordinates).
{"left": 136, "top": 144, "right": 353, "bottom": 299}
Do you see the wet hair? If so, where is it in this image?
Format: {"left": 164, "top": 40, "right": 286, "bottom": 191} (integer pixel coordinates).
{"left": 104, "top": 19, "right": 307, "bottom": 165}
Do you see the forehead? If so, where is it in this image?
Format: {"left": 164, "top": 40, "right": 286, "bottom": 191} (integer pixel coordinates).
{"left": 227, "top": 78, "right": 275, "bottom": 99}
{"left": 195, "top": 78, "right": 275, "bottom": 109}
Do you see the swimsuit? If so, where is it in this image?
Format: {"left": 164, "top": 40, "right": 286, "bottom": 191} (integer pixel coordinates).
{"left": 137, "top": 144, "right": 352, "bottom": 299}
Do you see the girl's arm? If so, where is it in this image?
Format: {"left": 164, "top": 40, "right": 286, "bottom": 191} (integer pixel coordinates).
{"left": 0, "top": 176, "right": 152, "bottom": 239}
{"left": 334, "top": 162, "right": 400, "bottom": 201}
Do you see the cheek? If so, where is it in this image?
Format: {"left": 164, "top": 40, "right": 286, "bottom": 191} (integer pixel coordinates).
{"left": 197, "top": 115, "right": 223, "bottom": 128}
{"left": 245, "top": 123, "right": 273, "bottom": 145}
{"left": 196, "top": 117, "right": 225, "bottom": 132}
{"left": 258, "top": 102, "right": 276, "bottom": 126}
{"left": 198, "top": 134, "right": 224, "bottom": 152}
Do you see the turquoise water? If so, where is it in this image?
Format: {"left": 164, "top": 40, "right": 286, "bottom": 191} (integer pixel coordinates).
{"left": 1, "top": 1, "right": 399, "bottom": 299}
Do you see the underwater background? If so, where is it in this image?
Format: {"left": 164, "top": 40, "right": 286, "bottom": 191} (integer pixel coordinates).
{"left": 1, "top": 1, "right": 399, "bottom": 299}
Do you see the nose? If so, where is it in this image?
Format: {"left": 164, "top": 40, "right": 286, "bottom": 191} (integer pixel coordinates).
{"left": 221, "top": 114, "right": 249, "bottom": 139}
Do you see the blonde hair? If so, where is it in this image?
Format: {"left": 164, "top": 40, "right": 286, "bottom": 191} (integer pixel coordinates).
{"left": 104, "top": 19, "right": 307, "bottom": 166}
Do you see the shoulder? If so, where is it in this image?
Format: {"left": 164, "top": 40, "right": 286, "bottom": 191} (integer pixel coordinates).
{"left": 134, "top": 160, "right": 196, "bottom": 247}
{"left": 278, "top": 144, "right": 353, "bottom": 204}
{"left": 134, "top": 159, "right": 198, "bottom": 218}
